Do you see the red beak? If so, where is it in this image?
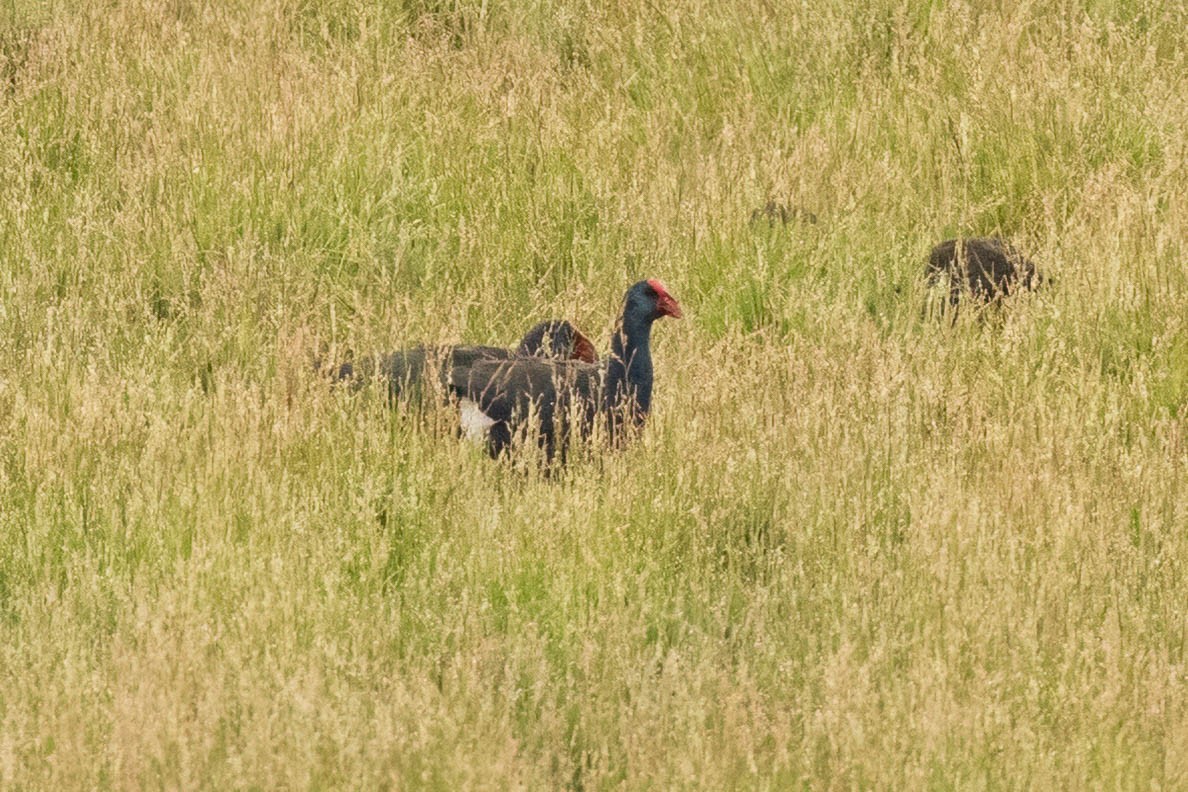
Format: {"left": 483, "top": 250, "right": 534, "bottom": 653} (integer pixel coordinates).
{"left": 646, "top": 279, "right": 682, "bottom": 319}
{"left": 657, "top": 292, "right": 683, "bottom": 319}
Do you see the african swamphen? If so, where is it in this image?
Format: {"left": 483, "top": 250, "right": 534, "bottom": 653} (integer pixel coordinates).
{"left": 927, "top": 237, "right": 1039, "bottom": 307}
{"left": 449, "top": 279, "right": 682, "bottom": 461}
{"left": 334, "top": 319, "right": 598, "bottom": 403}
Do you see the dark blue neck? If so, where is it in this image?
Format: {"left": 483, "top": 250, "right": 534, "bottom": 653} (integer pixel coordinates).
{"left": 604, "top": 312, "right": 653, "bottom": 425}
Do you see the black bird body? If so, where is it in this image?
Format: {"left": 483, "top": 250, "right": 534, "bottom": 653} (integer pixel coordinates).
{"left": 927, "top": 237, "right": 1039, "bottom": 307}
{"left": 452, "top": 358, "right": 604, "bottom": 459}
{"left": 333, "top": 319, "right": 596, "bottom": 405}
{"left": 449, "top": 280, "right": 682, "bottom": 460}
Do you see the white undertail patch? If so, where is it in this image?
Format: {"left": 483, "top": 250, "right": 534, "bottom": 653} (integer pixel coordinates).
{"left": 459, "top": 398, "right": 496, "bottom": 442}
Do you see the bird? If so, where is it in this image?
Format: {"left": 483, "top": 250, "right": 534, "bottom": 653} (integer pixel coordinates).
{"left": 448, "top": 279, "right": 682, "bottom": 461}
{"left": 514, "top": 320, "right": 599, "bottom": 363}
{"left": 926, "top": 237, "right": 1039, "bottom": 308}
{"left": 750, "top": 200, "right": 818, "bottom": 226}
{"left": 332, "top": 319, "right": 598, "bottom": 405}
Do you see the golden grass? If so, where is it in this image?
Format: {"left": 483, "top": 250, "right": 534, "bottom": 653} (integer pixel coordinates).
{"left": 1, "top": 0, "right": 1187, "bottom": 787}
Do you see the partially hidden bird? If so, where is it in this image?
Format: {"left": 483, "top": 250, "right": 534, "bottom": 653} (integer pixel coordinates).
{"left": 926, "top": 237, "right": 1039, "bottom": 308}
{"left": 333, "top": 319, "right": 598, "bottom": 404}
{"left": 449, "top": 279, "right": 682, "bottom": 462}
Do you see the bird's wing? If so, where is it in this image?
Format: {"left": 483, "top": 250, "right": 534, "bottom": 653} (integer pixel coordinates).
{"left": 449, "top": 359, "right": 602, "bottom": 423}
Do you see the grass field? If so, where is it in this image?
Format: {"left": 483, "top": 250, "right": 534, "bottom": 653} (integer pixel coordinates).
{"left": 2, "top": 0, "right": 1187, "bottom": 787}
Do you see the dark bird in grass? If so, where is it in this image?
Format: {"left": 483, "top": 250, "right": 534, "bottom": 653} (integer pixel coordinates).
{"left": 926, "top": 237, "right": 1040, "bottom": 309}
{"left": 750, "top": 200, "right": 818, "bottom": 226}
{"left": 333, "top": 319, "right": 598, "bottom": 404}
{"left": 448, "top": 280, "right": 682, "bottom": 462}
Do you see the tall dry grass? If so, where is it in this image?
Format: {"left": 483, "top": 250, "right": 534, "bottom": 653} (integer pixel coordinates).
{"left": 1, "top": 0, "right": 1187, "bottom": 787}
